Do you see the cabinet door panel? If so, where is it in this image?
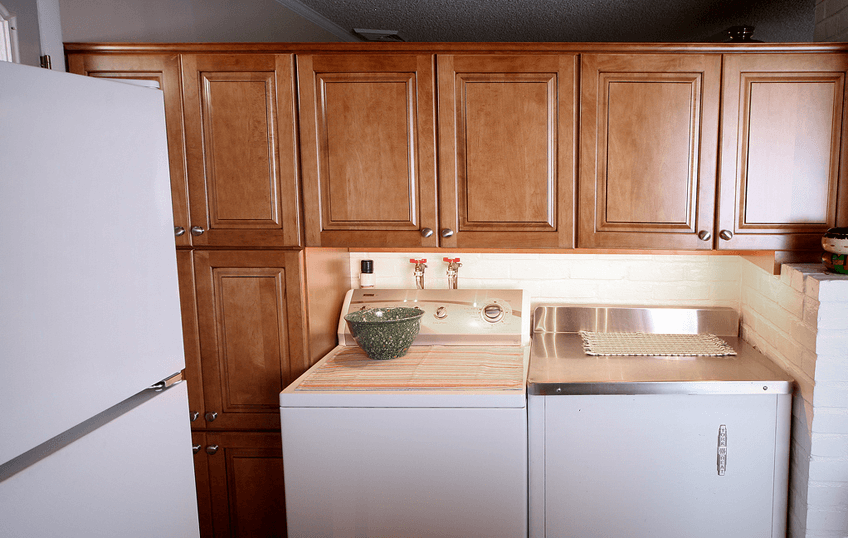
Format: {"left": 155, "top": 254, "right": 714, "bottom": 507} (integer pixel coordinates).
{"left": 183, "top": 55, "right": 301, "bottom": 247}
{"left": 579, "top": 54, "right": 721, "bottom": 249}
{"left": 191, "top": 432, "right": 214, "bottom": 538}
{"left": 298, "top": 54, "right": 439, "bottom": 247}
{"left": 67, "top": 53, "right": 190, "bottom": 247}
{"left": 719, "top": 54, "right": 848, "bottom": 250}
{"left": 177, "top": 250, "right": 206, "bottom": 430}
{"left": 194, "top": 250, "right": 304, "bottom": 430}
{"left": 438, "top": 55, "right": 576, "bottom": 248}
{"left": 205, "top": 432, "right": 286, "bottom": 538}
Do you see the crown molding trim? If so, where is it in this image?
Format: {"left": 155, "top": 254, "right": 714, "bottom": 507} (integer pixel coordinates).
{"left": 273, "top": 0, "right": 360, "bottom": 42}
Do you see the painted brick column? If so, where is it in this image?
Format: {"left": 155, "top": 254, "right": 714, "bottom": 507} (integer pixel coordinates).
{"left": 741, "top": 263, "right": 848, "bottom": 538}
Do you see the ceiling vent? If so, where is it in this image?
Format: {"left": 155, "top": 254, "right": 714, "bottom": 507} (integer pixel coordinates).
{"left": 353, "top": 28, "right": 405, "bottom": 42}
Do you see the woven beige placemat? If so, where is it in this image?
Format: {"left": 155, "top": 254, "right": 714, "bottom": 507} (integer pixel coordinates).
{"left": 579, "top": 331, "right": 737, "bottom": 357}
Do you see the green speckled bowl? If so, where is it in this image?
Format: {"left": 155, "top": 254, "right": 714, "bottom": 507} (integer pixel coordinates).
{"left": 344, "top": 307, "right": 424, "bottom": 360}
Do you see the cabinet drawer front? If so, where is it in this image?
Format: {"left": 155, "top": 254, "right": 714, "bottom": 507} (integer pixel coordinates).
{"left": 579, "top": 54, "right": 721, "bottom": 250}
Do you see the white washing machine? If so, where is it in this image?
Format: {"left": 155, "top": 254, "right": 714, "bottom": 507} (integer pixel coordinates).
{"left": 280, "top": 288, "right": 530, "bottom": 538}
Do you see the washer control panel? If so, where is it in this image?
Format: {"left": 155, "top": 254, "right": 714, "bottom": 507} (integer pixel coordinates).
{"left": 340, "top": 288, "right": 528, "bottom": 346}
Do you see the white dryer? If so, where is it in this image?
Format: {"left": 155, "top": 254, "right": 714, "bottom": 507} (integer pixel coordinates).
{"left": 280, "top": 288, "right": 530, "bottom": 538}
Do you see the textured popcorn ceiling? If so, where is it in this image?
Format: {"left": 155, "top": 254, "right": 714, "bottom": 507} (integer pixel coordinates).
{"left": 284, "top": 0, "right": 813, "bottom": 42}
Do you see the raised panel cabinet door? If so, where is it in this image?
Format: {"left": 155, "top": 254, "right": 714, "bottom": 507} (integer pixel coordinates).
{"left": 298, "top": 54, "right": 439, "bottom": 247}
{"left": 182, "top": 55, "right": 301, "bottom": 247}
{"left": 579, "top": 54, "right": 721, "bottom": 249}
{"left": 66, "top": 53, "right": 191, "bottom": 247}
{"left": 177, "top": 250, "right": 206, "bottom": 430}
{"left": 205, "top": 432, "right": 287, "bottom": 538}
{"left": 437, "top": 55, "right": 577, "bottom": 248}
{"left": 718, "top": 54, "right": 848, "bottom": 250}
{"left": 191, "top": 431, "right": 214, "bottom": 538}
{"left": 193, "top": 250, "right": 306, "bottom": 431}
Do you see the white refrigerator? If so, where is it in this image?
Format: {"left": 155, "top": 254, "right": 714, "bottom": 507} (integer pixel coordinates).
{"left": 0, "top": 61, "right": 199, "bottom": 537}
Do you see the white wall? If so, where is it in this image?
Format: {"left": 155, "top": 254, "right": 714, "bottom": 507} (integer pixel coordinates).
{"left": 2, "top": 0, "right": 40, "bottom": 66}
{"left": 58, "top": 0, "right": 341, "bottom": 43}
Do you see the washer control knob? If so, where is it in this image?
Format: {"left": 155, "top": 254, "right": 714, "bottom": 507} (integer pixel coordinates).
{"left": 482, "top": 303, "right": 504, "bottom": 323}
{"left": 434, "top": 306, "right": 448, "bottom": 319}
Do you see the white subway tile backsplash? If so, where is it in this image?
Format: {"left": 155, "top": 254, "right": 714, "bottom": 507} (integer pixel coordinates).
{"left": 791, "top": 320, "right": 819, "bottom": 354}
{"left": 625, "top": 260, "right": 686, "bottom": 282}
{"left": 778, "top": 286, "right": 807, "bottom": 319}
{"left": 569, "top": 260, "right": 628, "bottom": 280}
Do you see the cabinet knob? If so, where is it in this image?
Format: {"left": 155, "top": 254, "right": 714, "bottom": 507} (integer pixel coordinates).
{"left": 190, "top": 225, "right": 205, "bottom": 236}
{"left": 719, "top": 230, "right": 734, "bottom": 241}
{"left": 190, "top": 411, "right": 200, "bottom": 422}
{"left": 192, "top": 444, "right": 201, "bottom": 454}
{"left": 440, "top": 228, "right": 454, "bottom": 238}
{"left": 697, "top": 230, "right": 712, "bottom": 241}
{"left": 205, "top": 445, "right": 219, "bottom": 455}
{"left": 420, "top": 228, "right": 434, "bottom": 238}
{"left": 174, "top": 226, "right": 186, "bottom": 237}
{"left": 205, "top": 412, "right": 218, "bottom": 422}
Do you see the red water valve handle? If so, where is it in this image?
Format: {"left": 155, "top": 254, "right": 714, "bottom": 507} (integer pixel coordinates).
{"left": 443, "top": 257, "right": 460, "bottom": 263}
{"left": 410, "top": 258, "right": 427, "bottom": 264}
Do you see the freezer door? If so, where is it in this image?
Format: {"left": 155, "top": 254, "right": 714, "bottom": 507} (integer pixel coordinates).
{"left": 0, "top": 383, "right": 199, "bottom": 538}
{"left": 0, "top": 61, "right": 184, "bottom": 463}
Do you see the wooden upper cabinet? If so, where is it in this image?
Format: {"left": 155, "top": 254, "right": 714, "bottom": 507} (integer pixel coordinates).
{"left": 193, "top": 250, "right": 306, "bottom": 431}
{"left": 182, "top": 54, "right": 302, "bottom": 247}
{"left": 579, "top": 54, "right": 721, "bottom": 249}
{"left": 297, "top": 54, "right": 439, "bottom": 247}
{"left": 718, "top": 54, "right": 848, "bottom": 250}
{"left": 437, "top": 55, "right": 577, "bottom": 248}
{"left": 67, "top": 53, "right": 191, "bottom": 247}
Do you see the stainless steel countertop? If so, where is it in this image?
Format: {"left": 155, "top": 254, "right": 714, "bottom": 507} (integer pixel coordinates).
{"left": 529, "top": 306, "right": 794, "bottom": 395}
